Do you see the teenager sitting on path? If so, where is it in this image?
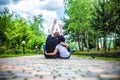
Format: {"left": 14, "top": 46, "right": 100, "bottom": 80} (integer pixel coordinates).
{"left": 56, "top": 23, "right": 71, "bottom": 59}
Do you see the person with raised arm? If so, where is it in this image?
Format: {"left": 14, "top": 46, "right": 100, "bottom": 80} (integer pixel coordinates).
{"left": 44, "top": 19, "right": 60, "bottom": 58}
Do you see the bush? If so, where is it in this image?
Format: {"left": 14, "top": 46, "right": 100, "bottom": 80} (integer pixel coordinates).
{"left": 16, "top": 49, "right": 23, "bottom": 54}
{"left": 0, "top": 46, "right": 6, "bottom": 54}
{"left": 6, "top": 49, "right": 16, "bottom": 54}
{"left": 73, "top": 51, "right": 120, "bottom": 58}
{"left": 25, "top": 49, "right": 34, "bottom": 54}
{"left": 0, "top": 47, "right": 43, "bottom": 55}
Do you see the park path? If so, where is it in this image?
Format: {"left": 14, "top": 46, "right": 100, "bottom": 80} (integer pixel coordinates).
{"left": 0, "top": 55, "right": 120, "bottom": 80}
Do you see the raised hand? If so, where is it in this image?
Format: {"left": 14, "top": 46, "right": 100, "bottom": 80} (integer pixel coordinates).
{"left": 58, "top": 23, "right": 63, "bottom": 35}
{"left": 58, "top": 23, "right": 62, "bottom": 27}
{"left": 51, "top": 19, "right": 57, "bottom": 35}
{"left": 53, "top": 19, "right": 57, "bottom": 25}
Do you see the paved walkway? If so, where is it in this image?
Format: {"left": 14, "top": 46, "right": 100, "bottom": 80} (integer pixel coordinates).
{"left": 0, "top": 55, "right": 120, "bottom": 80}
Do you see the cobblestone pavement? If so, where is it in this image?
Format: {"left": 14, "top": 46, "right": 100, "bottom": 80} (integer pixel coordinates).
{"left": 0, "top": 55, "right": 120, "bottom": 80}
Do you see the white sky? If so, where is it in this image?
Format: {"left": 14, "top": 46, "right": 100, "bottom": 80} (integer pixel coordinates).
{"left": 0, "top": 0, "right": 65, "bottom": 34}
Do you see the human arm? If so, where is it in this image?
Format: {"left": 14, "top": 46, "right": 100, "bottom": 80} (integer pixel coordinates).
{"left": 50, "top": 19, "right": 57, "bottom": 35}
{"left": 58, "top": 23, "right": 63, "bottom": 35}
{"left": 58, "top": 24, "right": 68, "bottom": 47}
{"left": 45, "top": 48, "right": 58, "bottom": 56}
{"left": 60, "top": 42, "right": 69, "bottom": 48}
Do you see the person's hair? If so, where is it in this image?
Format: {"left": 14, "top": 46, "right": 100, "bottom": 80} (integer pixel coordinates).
{"left": 58, "top": 35, "right": 65, "bottom": 42}
{"left": 53, "top": 32, "right": 59, "bottom": 38}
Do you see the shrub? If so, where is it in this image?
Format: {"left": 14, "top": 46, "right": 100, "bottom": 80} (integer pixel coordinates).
{"left": 73, "top": 51, "right": 120, "bottom": 58}
{"left": 6, "top": 49, "right": 16, "bottom": 54}
{"left": 0, "top": 46, "right": 6, "bottom": 54}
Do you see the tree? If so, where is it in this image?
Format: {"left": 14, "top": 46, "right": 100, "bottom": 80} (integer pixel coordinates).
{"left": 0, "top": 8, "right": 13, "bottom": 46}
{"left": 0, "top": 8, "right": 45, "bottom": 54}
{"left": 91, "top": 0, "right": 120, "bottom": 53}
{"left": 64, "top": 0, "right": 93, "bottom": 51}
{"left": 29, "top": 15, "right": 45, "bottom": 49}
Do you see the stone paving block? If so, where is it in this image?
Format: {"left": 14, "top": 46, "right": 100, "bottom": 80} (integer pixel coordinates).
{"left": 0, "top": 71, "right": 13, "bottom": 78}
{"left": 74, "top": 77, "right": 98, "bottom": 80}
{"left": 15, "top": 72, "right": 33, "bottom": 77}
{"left": 106, "top": 68, "right": 120, "bottom": 75}
{"left": 87, "top": 67, "right": 105, "bottom": 73}
{"left": 25, "top": 77, "right": 42, "bottom": 80}
{"left": 99, "top": 74, "right": 120, "bottom": 80}
{"left": 31, "top": 71, "right": 51, "bottom": 76}
{"left": 9, "top": 77, "right": 25, "bottom": 80}
{"left": 0, "top": 70, "right": 17, "bottom": 80}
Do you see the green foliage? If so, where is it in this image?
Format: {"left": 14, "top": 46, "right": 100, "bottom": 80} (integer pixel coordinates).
{"left": 0, "top": 8, "right": 45, "bottom": 54}
{"left": 64, "top": 0, "right": 120, "bottom": 52}
{"left": 64, "top": 0, "right": 94, "bottom": 50}
{"left": 73, "top": 48, "right": 120, "bottom": 61}
{"left": 91, "top": 0, "right": 120, "bottom": 52}
{"left": 0, "top": 46, "right": 6, "bottom": 54}
{"left": 69, "top": 41, "right": 79, "bottom": 51}
{"left": 0, "top": 8, "right": 13, "bottom": 45}
{"left": 0, "top": 53, "right": 42, "bottom": 58}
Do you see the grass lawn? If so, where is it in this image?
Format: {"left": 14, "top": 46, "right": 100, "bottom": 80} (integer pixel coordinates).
{"left": 75, "top": 48, "right": 120, "bottom": 53}
{"left": 72, "top": 48, "right": 120, "bottom": 61}
{"left": 0, "top": 53, "right": 42, "bottom": 58}
{"left": 73, "top": 55, "right": 120, "bottom": 61}
{"left": 0, "top": 48, "right": 120, "bottom": 61}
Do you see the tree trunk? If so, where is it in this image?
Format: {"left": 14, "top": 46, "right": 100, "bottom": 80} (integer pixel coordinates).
{"left": 81, "top": 36, "right": 84, "bottom": 51}
{"left": 108, "top": 35, "right": 112, "bottom": 51}
{"left": 79, "top": 36, "right": 83, "bottom": 51}
{"left": 114, "top": 33, "right": 117, "bottom": 50}
{"left": 85, "top": 32, "right": 89, "bottom": 52}
{"left": 96, "top": 37, "right": 99, "bottom": 51}
{"left": 78, "top": 40, "right": 81, "bottom": 50}
{"left": 103, "top": 33, "right": 107, "bottom": 54}
{"left": 77, "top": 34, "right": 81, "bottom": 50}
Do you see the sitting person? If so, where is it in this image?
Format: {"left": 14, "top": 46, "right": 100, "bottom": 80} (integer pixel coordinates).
{"left": 44, "top": 20, "right": 70, "bottom": 59}
{"left": 44, "top": 19, "right": 60, "bottom": 58}
{"left": 57, "top": 36, "right": 71, "bottom": 59}
{"left": 56, "top": 24, "right": 71, "bottom": 59}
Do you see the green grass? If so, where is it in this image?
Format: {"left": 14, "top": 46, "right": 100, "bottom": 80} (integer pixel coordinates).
{"left": 0, "top": 53, "right": 42, "bottom": 58}
{"left": 95, "top": 56, "right": 120, "bottom": 61}
{"left": 75, "top": 48, "right": 120, "bottom": 54}
{"left": 72, "top": 48, "right": 120, "bottom": 61}
{"left": 0, "top": 48, "right": 120, "bottom": 61}
{"left": 73, "top": 54, "right": 120, "bottom": 61}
